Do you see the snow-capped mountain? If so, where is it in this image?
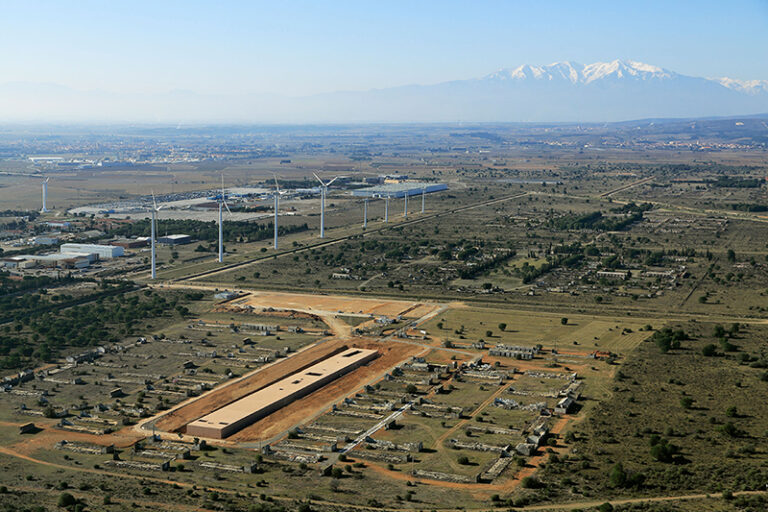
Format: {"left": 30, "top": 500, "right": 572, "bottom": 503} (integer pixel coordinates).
{"left": 484, "top": 59, "right": 768, "bottom": 91}
{"left": 484, "top": 60, "right": 675, "bottom": 84}
{"left": 0, "top": 60, "right": 766, "bottom": 123}
{"left": 713, "top": 77, "right": 768, "bottom": 95}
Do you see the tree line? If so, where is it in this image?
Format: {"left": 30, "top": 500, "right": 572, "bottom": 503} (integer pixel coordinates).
{"left": 108, "top": 218, "right": 308, "bottom": 243}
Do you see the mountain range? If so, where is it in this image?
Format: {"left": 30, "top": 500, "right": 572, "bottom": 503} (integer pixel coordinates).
{"left": 1, "top": 60, "right": 767, "bottom": 123}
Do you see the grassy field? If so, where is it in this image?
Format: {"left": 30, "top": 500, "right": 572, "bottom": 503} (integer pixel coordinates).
{"left": 422, "top": 306, "right": 653, "bottom": 354}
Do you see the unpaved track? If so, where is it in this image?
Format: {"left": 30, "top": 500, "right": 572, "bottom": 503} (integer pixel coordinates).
{"left": 599, "top": 176, "right": 655, "bottom": 197}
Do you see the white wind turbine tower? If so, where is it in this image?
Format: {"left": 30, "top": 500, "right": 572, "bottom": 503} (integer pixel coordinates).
{"left": 41, "top": 177, "right": 50, "bottom": 213}
{"left": 384, "top": 194, "right": 390, "bottom": 223}
{"left": 217, "top": 175, "right": 232, "bottom": 263}
{"left": 313, "top": 173, "right": 338, "bottom": 238}
{"left": 362, "top": 197, "right": 368, "bottom": 229}
{"left": 149, "top": 192, "right": 165, "bottom": 280}
{"left": 421, "top": 185, "right": 426, "bottom": 214}
{"left": 272, "top": 174, "right": 286, "bottom": 249}
{"left": 403, "top": 192, "right": 409, "bottom": 218}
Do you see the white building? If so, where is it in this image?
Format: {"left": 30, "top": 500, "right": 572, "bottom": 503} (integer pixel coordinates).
{"left": 60, "top": 243, "right": 124, "bottom": 259}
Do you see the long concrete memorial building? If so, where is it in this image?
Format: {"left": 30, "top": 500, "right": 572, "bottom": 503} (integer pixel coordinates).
{"left": 186, "top": 347, "right": 378, "bottom": 439}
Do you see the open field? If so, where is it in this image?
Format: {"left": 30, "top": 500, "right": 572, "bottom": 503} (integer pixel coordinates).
{"left": 423, "top": 306, "right": 652, "bottom": 353}
{"left": 226, "top": 290, "right": 441, "bottom": 319}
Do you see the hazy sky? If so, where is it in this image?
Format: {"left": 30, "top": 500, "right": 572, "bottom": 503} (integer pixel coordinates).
{"left": 1, "top": 0, "right": 767, "bottom": 96}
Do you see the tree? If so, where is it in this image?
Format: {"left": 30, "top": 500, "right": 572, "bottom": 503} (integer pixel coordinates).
{"left": 649, "top": 438, "right": 678, "bottom": 462}
{"left": 680, "top": 397, "right": 694, "bottom": 409}
{"left": 561, "top": 317, "right": 568, "bottom": 325}
{"left": 485, "top": 330, "right": 493, "bottom": 338}
{"left": 718, "top": 422, "right": 740, "bottom": 437}
{"left": 58, "top": 492, "right": 77, "bottom": 507}
{"left": 457, "top": 456, "right": 470, "bottom": 465}
{"left": 702, "top": 344, "right": 717, "bottom": 357}
{"left": 498, "top": 323, "right": 506, "bottom": 332}
{"left": 727, "top": 249, "right": 736, "bottom": 262}
{"left": 405, "top": 384, "right": 417, "bottom": 395}
{"left": 521, "top": 476, "right": 542, "bottom": 489}
{"left": 651, "top": 327, "right": 688, "bottom": 354}
{"left": 725, "top": 406, "right": 738, "bottom": 418}
{"left": 608, "top": 463, "right": 627, "bottom": 488}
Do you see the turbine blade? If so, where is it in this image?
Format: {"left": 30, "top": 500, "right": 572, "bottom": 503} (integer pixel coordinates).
{"left": 152, "top": 190, "right": 157, "bottom": 211}
{"left": 273, "top": 173, "right": 280, "bottom": 192}
{"left": 313, "top": 172, "right": 324, "bottom": 186}
{"left": 223, "top": 200, "right": 232, "bottom": 215}
{"left": 326, "top": 177, "right": 338, "bottom": 187}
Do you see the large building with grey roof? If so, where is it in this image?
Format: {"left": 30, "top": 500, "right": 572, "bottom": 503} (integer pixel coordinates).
{"left": 350, "top": 182, "right": 447, "bottom": 198}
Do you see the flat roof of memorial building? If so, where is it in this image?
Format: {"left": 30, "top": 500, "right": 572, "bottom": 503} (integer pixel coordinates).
{"left": 186, "top": 347, "right": 378, "bottom": 438}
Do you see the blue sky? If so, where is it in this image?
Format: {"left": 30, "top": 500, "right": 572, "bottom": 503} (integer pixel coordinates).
{"left": 1, "top": 0, "right": 767, "bottom": 95}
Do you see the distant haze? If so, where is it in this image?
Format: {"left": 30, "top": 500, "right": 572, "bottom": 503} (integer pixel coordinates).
{"left": 1, "top": 60, "right": 767, "bottom": 123}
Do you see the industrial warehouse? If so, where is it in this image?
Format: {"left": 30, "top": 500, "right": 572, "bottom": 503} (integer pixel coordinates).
{"left": 350, "top": 182, "right": 447, "bottom": 198}
{"left": 186, "top": 347, "right": 378, "bottom": 439}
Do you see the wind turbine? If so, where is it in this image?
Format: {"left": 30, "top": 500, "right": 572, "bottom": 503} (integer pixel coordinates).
{"left": 313, "top": 173, "right": 338, "bottom": 238}
{"left": 272, "top": 174, "right": 286, "bottom": 249}
{"left": 217, "top": 175, "right": 232, "bottom": 263}
{"left": 41, "top": 177, "right": 50, "bottom": 213}
{"left": 149, "top": 192, "right": 165, "bottom": 280}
